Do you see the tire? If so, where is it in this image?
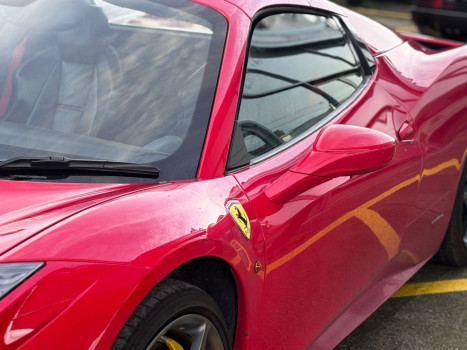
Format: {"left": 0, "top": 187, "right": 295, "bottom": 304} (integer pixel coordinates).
{"left": 433, "top": 162, "right": 467, "bottom": 266}
{"left": 111, "top": 279, "right": 232, "bottom": 350}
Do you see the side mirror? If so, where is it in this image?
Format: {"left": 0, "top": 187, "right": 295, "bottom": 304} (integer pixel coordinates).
{"left": 265, "top": 125, "right": 396, "bottom": 203}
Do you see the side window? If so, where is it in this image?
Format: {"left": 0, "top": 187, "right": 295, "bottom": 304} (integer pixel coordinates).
{"left": 228, "top": 12, "right": 366, "bottom": 170}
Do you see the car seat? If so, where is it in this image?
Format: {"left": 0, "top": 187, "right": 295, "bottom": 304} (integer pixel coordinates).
{"left": 2, "top": 1, "right": 120, "bottom": 137}
{"left": 0, "top": 3, "right": 50, "bottom": 117}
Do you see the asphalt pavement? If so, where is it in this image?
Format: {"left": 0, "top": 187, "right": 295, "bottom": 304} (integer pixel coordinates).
{"left": 336, "top": 262, "right": 467, "bottom": 349}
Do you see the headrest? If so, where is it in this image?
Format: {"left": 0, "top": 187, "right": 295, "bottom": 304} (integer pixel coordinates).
{"left": 58, "top": 6, "right": 111, "bottom": 64}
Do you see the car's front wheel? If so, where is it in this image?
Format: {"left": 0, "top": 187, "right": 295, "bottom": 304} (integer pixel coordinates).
{"left": 434, "top": 161, "right": 467, "bottom": 266}
{"left": 111, "top": 279, "right": 232, "bottom": 350}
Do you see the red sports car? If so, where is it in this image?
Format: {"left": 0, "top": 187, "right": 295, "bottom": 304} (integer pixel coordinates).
{"left": 0, "top": 0, "right": 466, "bottom": 349}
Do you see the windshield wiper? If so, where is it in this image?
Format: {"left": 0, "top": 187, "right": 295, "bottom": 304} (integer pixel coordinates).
{"left": 0, "top": 157, "right": 160, "bottom": 179}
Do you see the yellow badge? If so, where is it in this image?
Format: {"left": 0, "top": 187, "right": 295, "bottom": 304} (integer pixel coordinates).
{"left": 226, "top": 200, "right": 251, "bottom": 240}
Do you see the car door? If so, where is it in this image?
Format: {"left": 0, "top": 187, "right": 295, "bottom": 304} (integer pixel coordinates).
{"left": 226, "top": 8, "right": 423, "bottom": 349}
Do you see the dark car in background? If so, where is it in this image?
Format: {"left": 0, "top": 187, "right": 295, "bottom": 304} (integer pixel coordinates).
{"left": 413, "top": 0, "right": 467, "bottom": 41}
{"left": 346, "top": 0, "right": 413, "bottom": 6}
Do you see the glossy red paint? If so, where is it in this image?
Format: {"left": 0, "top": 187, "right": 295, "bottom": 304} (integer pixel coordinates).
{"left": 1, "top": 177, "right": 266, "bottom": 350}
{"left": 0, "top": 181, "right": 156, "bottom": 255}
{"left": 0, "top": 261, "right": 157, "bottom": 350}
{"left": 265, "top": 125, "right": 396, "bottom": 203}
{"left": 0, "top": 1, "right": 466, "bottom": 350}
{"left": 231, "top": 77, "right": 426, "bottom": 348}
{"left": 308, "top": 125, "right": 396, "bottom": 176}
{"left": 197, "top": 1, "right": 249, "bottom": 179}
{"left": 399, "top": 32, "right": 464, "bottom": 50}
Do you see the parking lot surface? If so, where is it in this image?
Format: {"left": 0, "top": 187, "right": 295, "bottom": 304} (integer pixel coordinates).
{"left": 337, "top": 262, "right": 467, "bottom": 349}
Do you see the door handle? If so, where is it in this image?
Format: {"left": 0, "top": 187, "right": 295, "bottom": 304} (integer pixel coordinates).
{"left": 398, "top": 122, "right": 415, "bottom": 142}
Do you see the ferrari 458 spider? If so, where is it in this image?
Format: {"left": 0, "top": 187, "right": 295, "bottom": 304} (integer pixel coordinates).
{"left": 0, "top": 0, "right": 466, "bottom": 349}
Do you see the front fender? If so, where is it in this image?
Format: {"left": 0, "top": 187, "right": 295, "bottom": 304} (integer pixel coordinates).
{"left": 2, "top": 176, "right": 266, "bottom": 349}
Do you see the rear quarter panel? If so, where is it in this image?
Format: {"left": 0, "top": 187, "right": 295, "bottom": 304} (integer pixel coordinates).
{"left": 377, "top": 43, "right": 467, "bottom": 262}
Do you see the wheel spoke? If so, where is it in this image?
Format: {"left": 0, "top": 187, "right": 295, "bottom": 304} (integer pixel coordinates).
{"left": 188, "top": 320, "right": 212, "bottom": 350}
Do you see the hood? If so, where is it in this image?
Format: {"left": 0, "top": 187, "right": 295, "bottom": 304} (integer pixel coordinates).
{"left": 1, "top": 176, "right": 247, "bottom": 266}
{"left": 0, "top": 180, "right": 157, "bottom": 256}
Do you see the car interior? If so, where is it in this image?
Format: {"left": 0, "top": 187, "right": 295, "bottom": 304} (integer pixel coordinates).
{"left": 0, "top": 0, "right": 215, "bottom": 167}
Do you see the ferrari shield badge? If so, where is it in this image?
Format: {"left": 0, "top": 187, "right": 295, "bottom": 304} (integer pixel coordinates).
{"left": 226, "top": 200, "right": 251, "bottom": 240}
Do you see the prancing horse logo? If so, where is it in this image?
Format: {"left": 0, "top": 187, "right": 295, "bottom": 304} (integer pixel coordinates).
{"left": 226, "top": 200, "right": 251, "bottom": 240}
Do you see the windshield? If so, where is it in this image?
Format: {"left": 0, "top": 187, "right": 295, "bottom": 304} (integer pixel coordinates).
{"left": 0, "top": 0, "right": 226, "bottom": 182}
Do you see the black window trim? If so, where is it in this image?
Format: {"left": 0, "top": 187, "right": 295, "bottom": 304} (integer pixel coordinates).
{"left": 226, "top": 5, "right": 376, "bottom": 173}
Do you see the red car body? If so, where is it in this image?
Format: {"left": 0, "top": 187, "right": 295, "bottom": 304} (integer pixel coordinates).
{"left": 0, "top": 0, "right": 467, "bottom": 349}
